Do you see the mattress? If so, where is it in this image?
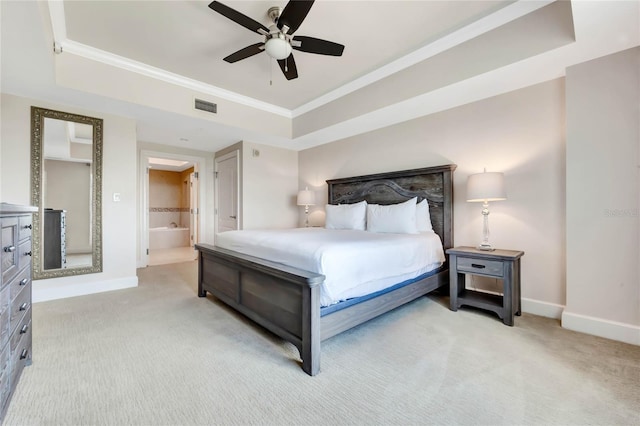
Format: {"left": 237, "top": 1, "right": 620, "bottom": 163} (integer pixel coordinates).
{"left": 215, "top": 228, "right": 445, "bottom": 306}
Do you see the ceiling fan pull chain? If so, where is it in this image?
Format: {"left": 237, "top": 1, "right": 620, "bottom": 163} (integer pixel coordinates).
{"left": 270, "top": 58, "right": 273, "bottom": 86}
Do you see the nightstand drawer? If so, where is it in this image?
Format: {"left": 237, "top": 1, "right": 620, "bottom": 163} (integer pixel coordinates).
{"left": 457, "top": 257, "right": 503, "bottom": 277}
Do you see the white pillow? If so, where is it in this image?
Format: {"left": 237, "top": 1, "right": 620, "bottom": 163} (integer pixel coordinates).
{"left": 325, "top": 201, "right": 367, "bottom": 230}
{"left": 366, "top": 197, "right": 418, "bottom": 234}
{"left": 416, "top": 199, "right": 433, "bottom": 232}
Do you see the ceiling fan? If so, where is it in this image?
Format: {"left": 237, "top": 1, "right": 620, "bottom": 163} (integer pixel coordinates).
{"left": 208, "top": 0, "right": 345, "bottom": 81}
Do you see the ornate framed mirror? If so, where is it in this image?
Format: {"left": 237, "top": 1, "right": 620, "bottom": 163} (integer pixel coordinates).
{"left": 30, "top": 106, "right": 103, "bottom": 279}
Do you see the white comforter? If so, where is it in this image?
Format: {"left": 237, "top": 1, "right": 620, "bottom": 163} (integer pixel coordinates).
{"left": 215, "top": 228, "right": 445, "bottom": 306}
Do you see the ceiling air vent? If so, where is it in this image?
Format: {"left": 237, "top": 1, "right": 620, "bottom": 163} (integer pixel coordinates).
{"left": 194, "top": 99, "right": 217, "bottom": 114}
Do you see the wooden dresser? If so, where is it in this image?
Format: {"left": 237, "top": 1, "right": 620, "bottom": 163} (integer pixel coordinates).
{"left": 0, "top": 203, "right": 37, "bottom": 421}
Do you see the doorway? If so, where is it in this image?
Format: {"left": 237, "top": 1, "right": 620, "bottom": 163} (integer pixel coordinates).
{"left": 139, "top": 150, "right": 206, "bottom": 267}
{"left": 215, "top": 150, "right": 240, "bottom": 234}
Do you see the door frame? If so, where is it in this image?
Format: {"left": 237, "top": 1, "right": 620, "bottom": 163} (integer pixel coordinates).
{"left": 138, "top": 150, "right": 207, "bottom": 268}
{"left": 214, "top": 149, "right": 241, "bottom": 235}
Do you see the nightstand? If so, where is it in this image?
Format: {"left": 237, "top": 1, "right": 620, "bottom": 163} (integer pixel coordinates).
{"left": 446, "top": 246, "right": 524, "bottom": 326}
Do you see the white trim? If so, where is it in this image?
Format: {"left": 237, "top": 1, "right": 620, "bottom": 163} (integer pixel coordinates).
{"left": 139, "top": 153, "right": 151, "bottom": 268}
{"left": 60, "top": 40, "right": 292, "bottom": 118}
{"left": 521, "top": 297, "right": 564, "bottom": 319}
{"left": 214, "top": 149, "right": 241, "bottom": 236}
{"left": 562, "top": 311, "right": 640, "bottom": 346}
{"left": 47, "top": 0, "right": 67, "bottom": 44}
{"left": 33, "top": 276, "right": 138, "bottom": 303}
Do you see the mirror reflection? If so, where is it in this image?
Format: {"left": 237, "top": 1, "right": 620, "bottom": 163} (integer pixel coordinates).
{"left": 31, "top": 107, "right": 102, "bottom": 279}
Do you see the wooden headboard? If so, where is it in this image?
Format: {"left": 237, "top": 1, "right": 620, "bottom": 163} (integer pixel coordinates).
{"left": 326, "top": 164, "right": 456, "bottom": 249}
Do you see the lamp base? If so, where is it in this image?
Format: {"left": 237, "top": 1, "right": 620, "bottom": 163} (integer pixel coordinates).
{"left": 476, "top": 243, "right": 495, "bottom": 251}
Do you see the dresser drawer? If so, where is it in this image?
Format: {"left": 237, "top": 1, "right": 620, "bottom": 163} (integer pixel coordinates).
{"left": 0, "top": 286, "right": 10, "bottom": 350}
{"left": 17, "top": 239, "right": 31, "bottom": 275}
{"left": 10, "top": 322, "right": 31, "bottom": 392}
{"left": 457, "top": 256, "right": 504, "bottom": 277}
{"left": 0, "top": 345, "right": 9, "bottom": 417}
{"left": 9, "top": 286, "right": 30, "bottom": 332}
{"left": 9, "top": 268, "right": 29, "bottom": 304}
{"left": 1, "top": 217, "right": 19, "bottom": 286}
{"left": 17, "top": 215, "right": 32, "bottom": 243}
{"left": 11, "top": 313, "right": 31, "bottom": 355}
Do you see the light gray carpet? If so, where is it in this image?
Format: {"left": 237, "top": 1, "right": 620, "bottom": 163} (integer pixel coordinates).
{"left": 4, "top": 261, "right": 639, "bottom": 425}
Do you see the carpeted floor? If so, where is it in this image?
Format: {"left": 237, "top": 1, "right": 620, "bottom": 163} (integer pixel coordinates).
{"left": 4, "top": 261, "right": 639, "bottom": 425}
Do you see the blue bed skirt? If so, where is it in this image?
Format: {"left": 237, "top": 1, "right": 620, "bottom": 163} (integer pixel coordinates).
{"left": 320, "top": 266, "right": 445, "bottom": 317}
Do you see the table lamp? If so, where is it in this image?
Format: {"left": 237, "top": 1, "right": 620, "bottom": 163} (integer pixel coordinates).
{"left": 297, "top": 187, "right": 315, "bottom": 227}
{"left": 466, "top": 170, "right": 506, "bottom": 251}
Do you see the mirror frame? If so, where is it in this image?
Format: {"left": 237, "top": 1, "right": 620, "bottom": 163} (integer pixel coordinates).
{"left": 30, "top": 106, "right": 103, "bottom": 279}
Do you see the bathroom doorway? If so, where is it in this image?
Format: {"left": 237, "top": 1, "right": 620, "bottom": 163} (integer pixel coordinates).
{"left": 139, "top": 151, "right": 206, "bottom": 267}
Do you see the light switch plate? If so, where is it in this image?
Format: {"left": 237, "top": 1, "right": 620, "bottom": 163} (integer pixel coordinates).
{"left": 113, "top": 193, "right": 121, "bottom": 202}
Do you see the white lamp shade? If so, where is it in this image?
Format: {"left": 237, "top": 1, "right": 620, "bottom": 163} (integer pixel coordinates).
{"left": 297, "top": 188, "right": 315, "bottom": 206}
{"left": 466, "top": 172, "right": 506, "bottom": 202}
{"left": 265, "top": 37, "right": 292, "bottom": 60}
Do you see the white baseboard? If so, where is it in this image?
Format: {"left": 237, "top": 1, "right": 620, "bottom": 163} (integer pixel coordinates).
{"left": 33, "top": 276, "right": 138, "bottom": 303}
{"left": 562, "top": 310, "right": 640, "bottom": 346}
{"left": 522, "top": 297, "right": 564, "bottom": 319}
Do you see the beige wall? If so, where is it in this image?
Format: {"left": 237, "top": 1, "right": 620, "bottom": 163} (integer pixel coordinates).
{"left": 241, "top": 141, "right": 298, "bottom": 230}
{"left": 149, "top": 169, "right": 189, "bottom": 228}
{"left": 1, "top": 93, "right": 138, "bottom": 301}
{"left": 564, "top": 47, "right": 639, "bottom": 344}
{"left": 299, "top": 79, "right": 566, "bottom": 315}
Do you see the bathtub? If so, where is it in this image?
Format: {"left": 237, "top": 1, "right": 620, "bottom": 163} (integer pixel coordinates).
{"left": 149, "top": 227, "right": 190, "bottom": 250}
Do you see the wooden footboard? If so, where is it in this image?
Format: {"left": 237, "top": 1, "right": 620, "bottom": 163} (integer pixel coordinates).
{"left": 197, "top": 243, "right": 448, "bottom": 376}
{"left": 196, "top": 243, "right": 325, "bottom": 375}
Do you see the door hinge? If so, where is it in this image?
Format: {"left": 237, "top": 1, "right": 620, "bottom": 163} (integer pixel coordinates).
{"left": 214, "top": 208, "right": 218, "bottom": 215}
{"left": 194, "top": 171, "right": 199, "bottom": 179}
{"left": 146, "top": 248, "right": 149, "bottom": 255}
{"left": 214, "top": 171, "right": 218, "bottom": 178}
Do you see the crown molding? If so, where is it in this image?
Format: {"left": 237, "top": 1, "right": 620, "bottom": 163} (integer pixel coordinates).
{"left": 290, "top": 0, "right": 555, "bottom": 117}
{"left": 59, "top": 39, "right": 293, "bottom": 118}
{"left": 46, "top": 2, "right": 291, "bottom": 118}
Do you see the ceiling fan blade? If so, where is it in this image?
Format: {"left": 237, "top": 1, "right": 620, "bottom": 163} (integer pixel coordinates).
{"left": 277, "top": 54, "right": 298, "bottom": 80}
{"left": 292, "top": 36, "right": 344, "bottom": 56}
{"left": 209, "top": 1, "right": 269, "bottom": 35}
{"left": 223, "top": 43, "right": 265, "bottom": 63}
{"left": 277, "top": 0, "right": 314, "bottom": 35}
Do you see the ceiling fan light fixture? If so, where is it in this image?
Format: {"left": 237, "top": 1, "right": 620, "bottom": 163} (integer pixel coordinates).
{"left": 265, "top": 37, "right": 291, "bottom": 60}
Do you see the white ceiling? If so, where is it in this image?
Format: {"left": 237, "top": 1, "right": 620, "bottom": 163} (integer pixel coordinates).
{"left": 1, "top": 1, "right": 639, "bottom": 153}
{"left": 63, "top": 0, "right": 511, "bottom": 110}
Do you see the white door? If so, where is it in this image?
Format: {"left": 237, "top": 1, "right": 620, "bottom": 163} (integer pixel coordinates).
{"left": 189, "top": 172, "right": 199, "bottom": 246}
{"left": 215, "top": 151, "right": 239, "bottom": 233}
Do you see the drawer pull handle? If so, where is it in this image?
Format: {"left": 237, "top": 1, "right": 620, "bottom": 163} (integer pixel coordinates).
{"left": 19, "top": 302, "right": 28, "bottom": 311}
{"left": 19, "top": 278, "right": 28, "bottom": 286}
{"left": 3, "top": 246, "right": 15, "bottom": 253}
{"left": 471, "top": 263, "right": 486, "bottom": 269}
{"left": 24, "top": 224, "right": 32, "bottom": 230}
{"left": 20, "top": 324, "right": 28, "bottom": 334}
{"left": 19, "top": 349, "right": 28, "bottom": 360}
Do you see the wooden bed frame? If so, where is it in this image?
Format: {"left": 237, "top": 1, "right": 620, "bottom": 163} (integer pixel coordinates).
{"left": 196, "top": 164, "right": 456, "bottom": 375}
